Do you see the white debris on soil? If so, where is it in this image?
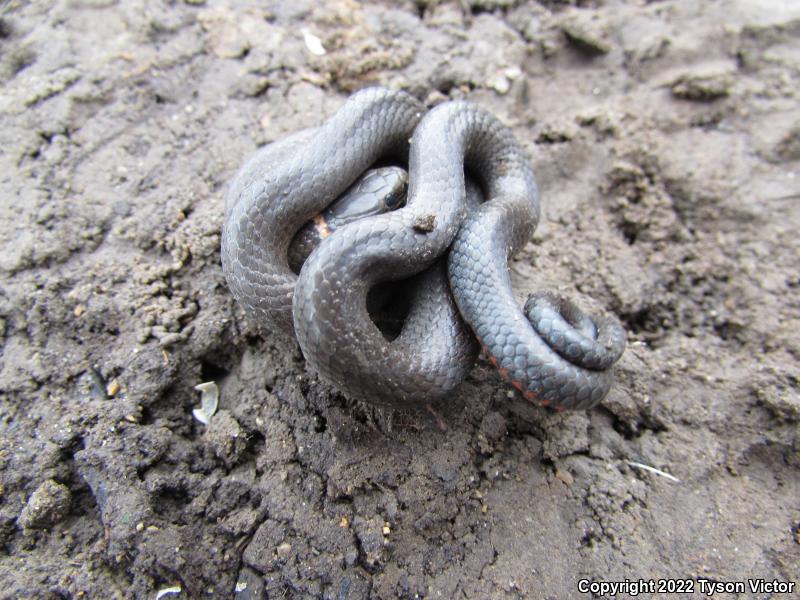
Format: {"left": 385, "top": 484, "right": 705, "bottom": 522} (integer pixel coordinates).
{"left": 627, "top": 461, "right": 681, "bottom": 483}
{"left": 302, "top": 29, "right": 326, "bottom": 56}
{"left": 192, "top": 381, "right": 219, "bottom": 425}
{"left": 155, "top": 586, "right": 182, "bottom": 599}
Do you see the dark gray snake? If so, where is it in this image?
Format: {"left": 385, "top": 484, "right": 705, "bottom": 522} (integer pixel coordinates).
{"left": 222, "top": 87, "right": 626, "bottom": 410}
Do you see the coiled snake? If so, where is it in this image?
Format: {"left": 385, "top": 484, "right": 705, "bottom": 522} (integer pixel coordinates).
{"left": 222, "top": 87, "right": 625, "bottom": 410}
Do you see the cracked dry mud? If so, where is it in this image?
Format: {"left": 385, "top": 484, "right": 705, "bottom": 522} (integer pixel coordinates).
{"left": 1, "top": 1, "right": 798, "bottom": 598}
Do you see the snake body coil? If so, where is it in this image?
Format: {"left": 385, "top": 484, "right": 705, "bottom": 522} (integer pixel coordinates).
{"left": 222, "top": 87, "right": 626, "bottom": 410}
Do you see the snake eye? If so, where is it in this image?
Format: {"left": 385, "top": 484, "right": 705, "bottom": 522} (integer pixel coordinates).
{"left": 383, "top": 190, "right": 405, "bottom": 209}
{"left": 380, "top": 167, "right": 408, "bottom": 210}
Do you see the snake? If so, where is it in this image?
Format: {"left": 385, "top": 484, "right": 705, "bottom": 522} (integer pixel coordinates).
{"left": 286, "top": 166, "right": 409, "bottom": 273}
{"left": 221, "top": 87, "right": 626, "bottom": 410}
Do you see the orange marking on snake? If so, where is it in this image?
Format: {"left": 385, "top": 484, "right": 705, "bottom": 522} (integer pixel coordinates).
{"left": 314, "top": 215, "right": 331, "bottom": 238}
{"left": 483, "top": 345, "right": 551, "bottom": 409}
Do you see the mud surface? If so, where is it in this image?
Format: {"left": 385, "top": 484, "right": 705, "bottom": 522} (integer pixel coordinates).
{"left": 1, "top": 1, "right": 799, "bottom": 598}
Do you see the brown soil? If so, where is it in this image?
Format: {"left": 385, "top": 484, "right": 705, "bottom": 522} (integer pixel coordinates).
{"left": 0, "top": 1, "right": 798, "bottom": 598}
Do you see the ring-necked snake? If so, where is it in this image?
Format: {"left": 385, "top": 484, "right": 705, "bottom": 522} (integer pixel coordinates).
{"left": 221, "top": 87, "right": 626, "bottom": 410}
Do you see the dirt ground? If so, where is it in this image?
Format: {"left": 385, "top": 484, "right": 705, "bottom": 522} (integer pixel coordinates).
{"left": 1, "top": 0, "right": 798, "bottom": 598}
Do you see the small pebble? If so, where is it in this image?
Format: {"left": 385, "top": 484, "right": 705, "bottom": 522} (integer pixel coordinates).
{"left": 203, "top": 410, "right": 246, "bottom": 467}
{"left": 413, "top": 214, "right": 436, "bottom": 233}
{"left": 670, "top": 72, "right": 732, "bottom": 102}
{"left": 562, "top": 22, "right": 611, "bottom": 56}
{"left": 18, "top": 479, "right": 71, "bottom": 530}
{"left": 555, "top": 468, "right": 574, "bottom": 486}
{"left": 276, "top": 542, "right": 292, "bottom": 557}
{"left": 106, "top": 378, "right": 120, "bottom": 397}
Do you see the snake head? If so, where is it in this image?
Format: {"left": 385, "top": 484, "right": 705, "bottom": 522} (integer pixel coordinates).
{"left": 325, "top": 166, "right": 408, "bottom": 227}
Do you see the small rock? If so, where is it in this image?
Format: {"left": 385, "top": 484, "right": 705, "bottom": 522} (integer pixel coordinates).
{"left": 413, "top": 214, "right": 436, "bottom": 233}
{"left": 352, "top": 516, "right": 386, "bottom": 567}
{"left": 555, "top": 468, "right": 574, "bottom": 486}
{"left": 203, "top": 410, "right": 247, "bottom": 468}
{"left": 488, "top": 66, "right": 524, "bottom": 95}
{"left": 562, "top": 21, "right": 611, "bottom": 56}
{"left": 480, "top": 411, "right": 507, "bottom": 443}
{"left": 106, "top": 378, "right": 120, "bottom": 397}
{"left": 670, "top": 72, "right": 732, "bottom": 102}
{"left": 18, "top": 480, "right": 71, "bottom": 530}
{"left": 488, "top": 72, "right": 511, "bottom": 95}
